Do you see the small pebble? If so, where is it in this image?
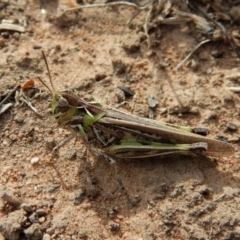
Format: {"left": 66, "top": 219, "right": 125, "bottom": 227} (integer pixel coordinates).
{"left": 229, "top": 160, "right": 235, "bottom": 165}
{"left": 226, "top": 122, "right": 238, "bottom": 131}
{"left": 146, "top": 50, "right": 153, "bottom": 57}
{"left": 160, "top": 107, "right": 167, "bottom": 114}
{"left": 118, "top": 86, "right": 134, "bottom": 97}
{"left": 229, "top": 137, "right": 240, "bottom": 143}
{"left": 18, "top": 132, "right": 24, "bottom": 140}
{"left": 27, "top": 136, "right": 33, "bottom": 143}
{"left": 79, "top": 232, "right": 88, "bottom": 239}
{"left": 206, "top": 68, "right": 212, "bottom": 74}
{"left": 42, "top": 234, "right": 51, "bottom": 240}
{"left": 30, "top": 157, "right": 39, "bottom": 165}
{"left": 147, "top": 95, "right": 158, "bottom": 108}
{"left": 33, "top": 45, "right": 42, "bottom": 49}
{"left": 160, "top": 61, "right": 170, "bottom": 68}
{"left": 29, "top": 213, "right": 39, "bottom": 223}
{"left": 21, "top": 203, "right": 34, "bottom": 213}
{"left": 36, "top": 209, "right": 48, "bottom": 216}
{"left": 2, "top": 140, "right": 8, "bottom": 146}
{"left": 0, "top": 37, "right": 5, "bottom": 47}
{"left": 46, "top": 228, "right": 55, "bottom": 235}
{"left": 38, "top": 216, "right": 45, "bottom": 223}
{"left": 95, "top": 72, "right": 107, "bottom": 81}
{"left": 45, "top": 137, "right": 56, "bottom": 151}
{"left": 1, "top": 32, "right": 9, "bottom": 38}
{"left": 12, "top": 32, "right": 20, "bottom": 40}
{"left": 55, "top": 44, "right": 61, "bottom": 51}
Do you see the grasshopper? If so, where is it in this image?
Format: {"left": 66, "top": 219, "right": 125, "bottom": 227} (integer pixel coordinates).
{"left": 38, "top": 51, "right": 234, "bottom": 163}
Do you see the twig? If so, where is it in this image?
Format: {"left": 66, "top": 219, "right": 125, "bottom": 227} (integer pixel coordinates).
{"left": 20, "top": 97, "right": 43, "bottom": 118}
{"left": 144, "top": 5, "right": 153, "bottom": 48}
{"left": 64, "top": 1, "right": 151, "bottom": 13}
{"left": 0, "top": 22, "right": 25, "bottom": 33}
{"left": 214, "top": 193, "right": 225, "bottom": 202}
{"left": 114, "top": 101, "right": 126, "bottom": 109}
{"left": 0, "top": 103, "right": 13, "bottom": 115}
{"left": 209, "top": 219, "right": 213, "bottom": 240}
{"left": 127, "top": 9, "right": 141, "bottom": 25}
{"left": 52, "top": 135, "right": 75, "bottom": 153}
{"left": 175, "top": 39, "right": 211, "bottom": 70}
{"left": 228, "top": 87, "right": 240, "bottom": 93}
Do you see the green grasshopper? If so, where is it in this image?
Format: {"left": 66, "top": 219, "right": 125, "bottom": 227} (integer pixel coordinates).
{"left": 38, "top": 51, "right": 234, "bottom": 163}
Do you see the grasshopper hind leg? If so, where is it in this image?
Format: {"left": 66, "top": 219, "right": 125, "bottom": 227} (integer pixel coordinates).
{"left": 109, "top": 139, "right": 209, "bottom": 159}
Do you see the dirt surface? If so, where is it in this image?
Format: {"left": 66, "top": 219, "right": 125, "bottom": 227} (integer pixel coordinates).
{"left": 0, "top": 0, "right": 240, "bottom": 239}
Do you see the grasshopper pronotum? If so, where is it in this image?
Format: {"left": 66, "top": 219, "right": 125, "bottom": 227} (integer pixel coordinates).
{"left": 38, "top": 51, "right": 234, "bottom": 163}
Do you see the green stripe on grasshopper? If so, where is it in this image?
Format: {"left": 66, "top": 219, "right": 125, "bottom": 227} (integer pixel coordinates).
{"left": 109, "top": 139, "right": 208, "bottom": 158}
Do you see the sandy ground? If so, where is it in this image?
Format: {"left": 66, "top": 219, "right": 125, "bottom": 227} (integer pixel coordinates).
{"left": 0, "top": 0, "right": 240, "bottom": 239}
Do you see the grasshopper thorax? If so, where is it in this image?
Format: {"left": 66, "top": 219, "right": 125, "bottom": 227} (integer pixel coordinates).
{"left": 61, "top": 90, "right": 80, "bottom": 107}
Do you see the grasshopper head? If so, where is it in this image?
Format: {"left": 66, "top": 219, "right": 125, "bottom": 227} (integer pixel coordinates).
{"left": 37, "top": 51, "right": 80, "bottom": 125}
{"left": 51, "top": 90, "right": 81, "bottom": 125}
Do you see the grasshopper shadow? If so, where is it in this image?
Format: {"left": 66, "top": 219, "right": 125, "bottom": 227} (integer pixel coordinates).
{"left": 85, "top": 154, "right": 240, "bottom": 223}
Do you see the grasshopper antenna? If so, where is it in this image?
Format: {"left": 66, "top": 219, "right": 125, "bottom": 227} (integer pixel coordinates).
{"left": 37, "top": 76, "right": 53, "bottom": 95}
{"left": 41, "top": 50, "right": 56, "bottom": 94}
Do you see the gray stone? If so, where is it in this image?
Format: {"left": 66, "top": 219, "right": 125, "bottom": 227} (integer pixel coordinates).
{"left": 29, "top": 213, "right": 39, "bottom": 223}
{"left": 36, "top": 209, "right": 48, "bottom": 217}
{"left": 21, "top": 203, "right": 34, "bottom": 213}
{"left": 24, "top": 223, "right": 43, "bottom": 240}
{"left": 0, "top": 209, "right": 26, "bottom": 240}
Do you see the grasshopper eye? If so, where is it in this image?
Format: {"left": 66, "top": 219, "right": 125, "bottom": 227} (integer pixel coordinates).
{"left": 57, "top": 97, "right": 70, "bottom": 113}
{"left": 58, "top": 97, "right": 69, "bottom": 107}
